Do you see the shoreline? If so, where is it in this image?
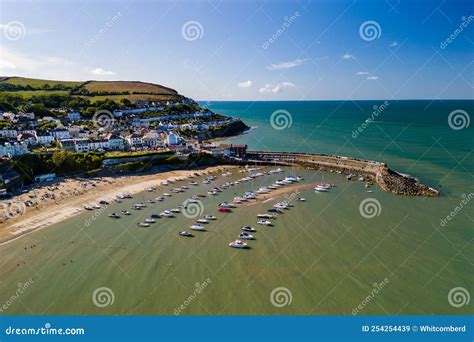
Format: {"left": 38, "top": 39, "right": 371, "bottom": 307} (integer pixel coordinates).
{"left": 0, "top": 166, "right": 227, "bottom": 247}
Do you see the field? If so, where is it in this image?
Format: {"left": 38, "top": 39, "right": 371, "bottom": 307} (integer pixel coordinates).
{"left": 0, "top": 77, "right": 181, "bottom": 102}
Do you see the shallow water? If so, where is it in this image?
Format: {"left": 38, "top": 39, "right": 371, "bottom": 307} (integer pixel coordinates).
{"left": 0, "top": 100, "right": 472, "bottom": 315}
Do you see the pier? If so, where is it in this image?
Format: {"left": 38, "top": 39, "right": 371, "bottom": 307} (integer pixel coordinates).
{"left": 239, "top": 151, "right": 439, "bottom": 197}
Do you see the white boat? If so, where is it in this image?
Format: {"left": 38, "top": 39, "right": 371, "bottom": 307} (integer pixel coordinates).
{"left": 257, "top": 214, "right": 275, "bottom": 219}
{"left": 241, "top": 226, "right": 256, "bottom": 232}
{"left": 146, "top": 187, "right": 156, "bottom": 192}
{"left": 196, "top": 219, "right": 208, "bottom": 224}
{"left": 256, "top": 187, "right": 270, "bottom": 194}
{"left": 170, "top": 208, "right": 181, "bottom": 213}
{"left": 161, "top": 181, "right": 170, "bottom": 186}
{"left": 257, "top": 220, "right": 273, "bottom": 226}
{"left": 123, "top": 192, "right": 133, "bottom": 199}
{"left": 228, "top": 240, "right": 249, "bottom": 249}
{"left": 274, "top": 203, "right": 288, "bottom": 210}
{"left": 160, "top": 210, "right": 174, "bottom": 217}
{"left": 144, "top": 218, "right": 156, "bottom": 223}
{"left": 134, "top": 203, "right": 147, "bottom": 208}
{"left": 296, "top": 176, "right": 304, "bottom": 181}
{"left": 219, "top": 202, "right": 236, "bottom": 208}
{"left": 297, "top": 198, "right": 306, "bottom": 202}
{"left": 84, "top": 205, "right": 94, "bottom": 210}
{"left": 239, "top": 232, "right": 254, "bottom": 240}
{"left": 114, "top": 198, "right": 123, "bottom": 203}
{"left": 315, "top": 186, "right": 330, "bottom": 192}
{"left": 108, "top": 213, "right": 120, "bottom": 219}
{"left": 92, "top": 204, "right": 101, "bottom": 209}
{"left": 163, "top": 193, "right": 171, "bottom": 197}
{"left": 137, "top": 222, "right": 150, "bottom": 227}
{"left": 179, "top": 231, "right": 194, "bottom": 237}
{"left": 187, "top": 198, "right": 199, "bottom": 203}
{"left": 189, "top": 181, "right": 198, "bottom": 186}
{"left": 190, "top": 225, "right": 206, "bottom": 231}
{"left": 284, "top": 176, "right": 297, "bottom": 183}
{"left": 121, "top": 210, "right": 131, "bottom": 215}
{"left": 156, "top": 196, "right": 164, "bottom": 201}
{"left": 275, "top": 180, "right": 286, "bottom": 186}
{"left": 147, "top": 199, "right": 156, "bottom": 204}
{"left": 205, "top": 215, "right": 217, "bottom": 220}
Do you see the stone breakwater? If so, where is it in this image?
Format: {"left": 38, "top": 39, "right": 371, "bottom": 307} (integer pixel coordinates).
{"left": 244, "top": 151, "right": 439, "bottom": 197}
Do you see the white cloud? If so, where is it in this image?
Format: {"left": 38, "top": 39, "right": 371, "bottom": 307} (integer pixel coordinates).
{"left": 237, "top": 80, "right": 252, "bottom": 88}
{"left": 366, "top": 76, "right": 379, "bottom": 80}
{"left": 356, "top": 71, "right": 369, "bottom": 75}
{"left": 259, "top": 82, "right": 295, "bottom": 94}
{"left": 90, "top": 68, "right": 116, "bottom": 76}
{"left": 389, "top": 41, "right": 398, "bottom": 47}
{"left": 342, "top": 53, "right": 354, "bottom": 60}
{"left": 267, "top": 59, "right": 305, "bottom": 70}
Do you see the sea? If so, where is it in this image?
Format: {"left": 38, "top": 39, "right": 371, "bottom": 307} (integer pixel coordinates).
{"left": 0, "top": 100, "right": 472, "bottom": 315}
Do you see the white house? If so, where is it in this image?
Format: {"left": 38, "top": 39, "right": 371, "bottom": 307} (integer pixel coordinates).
{"left": 36, "top": 132, "right": 54, "bottom": 146}
{"left": 106, "top": 133, "right": 125, "bottom": 150}
{"left": 88, "top": 139, "right": 109, "bottom": 151}
{"left": 51, "top": 128, "right": 70, "bottom": 140}
{"left": 0, "top": 142, "right": 29, "bottom": 157}
{"left": 0, "top": 129, "right": 18, "bottom": 139}
{"left": 126, "top": 133, "right": 143, "bottom": 147}
{"left": 143, "top": 131, "right": 164, "bottom": 148}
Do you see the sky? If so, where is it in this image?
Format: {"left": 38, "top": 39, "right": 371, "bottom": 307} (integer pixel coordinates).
{"left": 0, "top": 0, "right": 473, "bottom": 101}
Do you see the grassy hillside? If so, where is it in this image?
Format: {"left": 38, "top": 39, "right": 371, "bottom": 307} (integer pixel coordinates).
{"left": 0, "top": 76, "right": 181, "bottom": 102}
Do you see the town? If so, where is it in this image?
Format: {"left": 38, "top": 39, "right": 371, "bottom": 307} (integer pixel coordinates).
{"left": 0, "top": 98, "right": 246, "bottom": 157}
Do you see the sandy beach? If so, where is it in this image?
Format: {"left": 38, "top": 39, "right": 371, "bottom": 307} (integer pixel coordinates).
{"left": 0, "top": 166, "right": 228, "bottom": 246}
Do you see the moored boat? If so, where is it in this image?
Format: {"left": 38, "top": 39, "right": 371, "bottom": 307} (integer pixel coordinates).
{"left": 228, "top": 240, "right": 249, "bottom": 249}
{"left": 179, "top": 231, "right": 194, "bottom": 237}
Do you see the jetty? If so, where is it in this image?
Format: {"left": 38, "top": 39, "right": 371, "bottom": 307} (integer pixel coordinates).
{"left": 239, "top": 151, "right": 439, "bottom": 197}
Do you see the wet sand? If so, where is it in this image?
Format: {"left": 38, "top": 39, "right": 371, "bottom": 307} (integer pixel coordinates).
{"left": 0, "top": 166, "right": 228, "bottom": 246}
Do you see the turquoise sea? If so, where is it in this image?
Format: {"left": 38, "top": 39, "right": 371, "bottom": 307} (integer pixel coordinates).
{"left": 0, "top": 100, "right": 472, "bottom": 315}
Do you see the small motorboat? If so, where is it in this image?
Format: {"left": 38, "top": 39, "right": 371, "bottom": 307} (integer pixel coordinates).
{"left": 144, "top": 218, "right": 155, "bottom": 223}
{"left": 218, "top": 202, "right": 236, "bottom": 208}
{"left": 146, "top": 186, "right": 156, "bottom": 192}
{"left": 297, "top": 198, "right": 306, "bottom": 202}
{"left": 132, "top": 205, "right": 143, "bottom": 210}
{"left": 114, "top": 198, "right": 123, "bottom": 203}
{"left": 121, "top": 210, "right": 131, "bottom": 215}
{"left": 170, "top": 208, "right": 181, "bottom": 213}
{"left": 239, "top": 232, "right": 254, "bottom": 240}
{"left": 147, "top": 199, "right": 156, "bottom": 204}
{"left": 137, "top": 222, "right": 150, "bottom": 227}
{"left": 241, "top": 226, "right": 256, "bottom": 232}
{"left": 156, "top": 196, "right": 164, "bottom": 201}
{"left": 151, "top": 214, "right": 161, "bottom": 219}
{"left": 190, "top": 225, "right": 206, "bottom": 231}
{"left": 134, "top": 203, "right": 147, "bottom": 208}
{"left": 179, "top": 231, "right": 194, "bottom": 237}
{"left": 257, "top": 220, "right": 273, "bottom": 226}
{"left": 108, "top": 213, "right": 121, "bottom": 219}
{"left": 205, "top": 215, "right": 217, "bottom": 220}
{"left": 196, "top": 219, "right": 208, "bottom": 224}
{"left": 99, "top": 200, "right": 109, "bottom": 205}
{"left": 228, "top": 240, "right": 249, "bottom": 249}
{"left": 160, "top": 210, "right": 174, "bottom": 217}
{"left": 197, "top": 193, "right": 206, "bottom": 198}
{"left": 189, "top": 181, "right": 198, "bottom": 186}
{"left": 123, "top": 192, "right": 133, "bottom": 199}
{"left": 163, "top": 193, "right": 171, "bottom": 197}
{"left": 187, "top": 198, "right": 199, "bottom": 203}
{"left": 93, "top": 204, "right": 101, "bottom": 209}
{"left": 267, "top": 208, "right": 282, "bottom": 213}
{"left": 218, "top": 207, "right": 232, "bottom": 213}
{"left": 257, "top": 214, "right": 275, "bottom": 219}
{"left": 84, "top": 205, "right": 94, "bottom": 211}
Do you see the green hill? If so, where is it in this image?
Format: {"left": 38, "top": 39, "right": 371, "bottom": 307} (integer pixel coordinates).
{"left": 0, "top": 76, "right": 182, "bottom": 103}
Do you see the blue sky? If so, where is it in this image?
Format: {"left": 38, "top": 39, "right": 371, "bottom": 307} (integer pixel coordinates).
{"left": 0, "top": 0, "right": 472, "bottom": 100}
